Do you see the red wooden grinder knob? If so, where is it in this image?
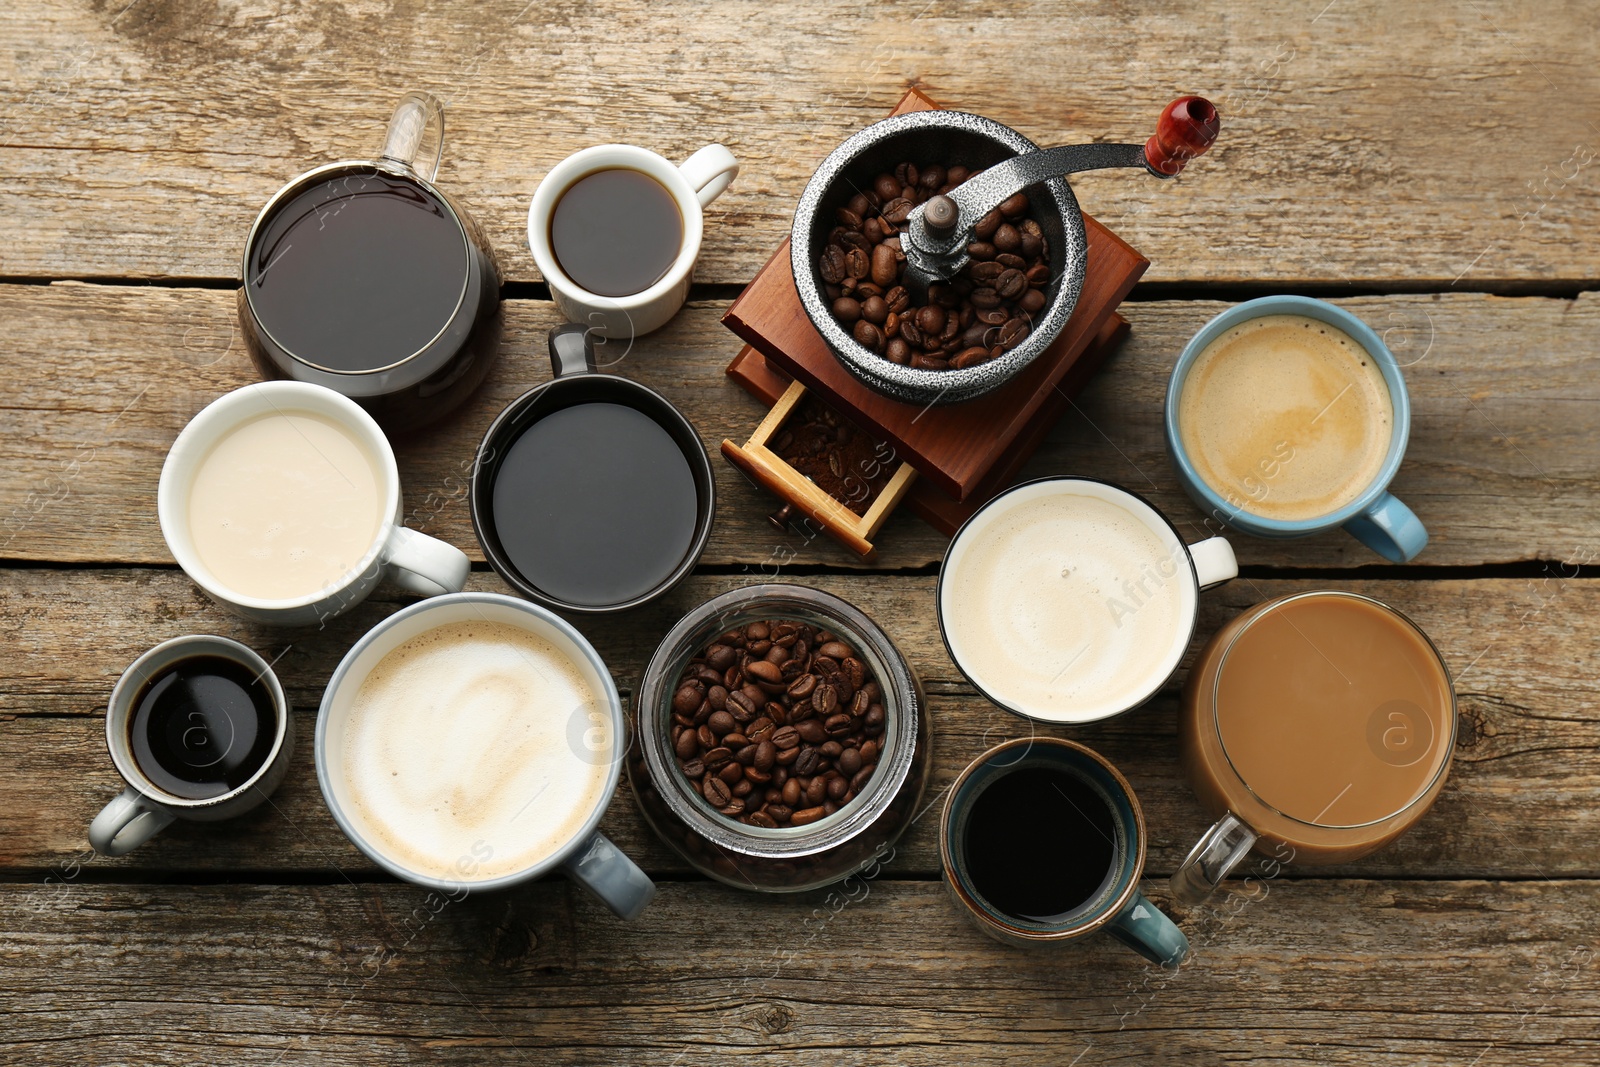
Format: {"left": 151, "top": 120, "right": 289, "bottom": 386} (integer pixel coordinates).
{"left": 1144, "top": 96, "right": 1220, "bottom": 176}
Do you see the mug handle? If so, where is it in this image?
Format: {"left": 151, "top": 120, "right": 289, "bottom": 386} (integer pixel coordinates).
{"left": 381, "top": 526, "right": 470, "bottom": 597}
{"left": 1343, "top": 491, "right": 1428, "bottom": 562}
{"left": 1187, "top": 535, "right": 1238, "bottom": 590}
{"left": 678, "top": 144, "right": 739, "bottom": 207}
{"left": 89, "top": 786, "right": 176, "bottom": 857}
{"left": 1104, "top": 888, "right": 1190, "bottom": 966}
{"left": 379, "top": 91, "right": 445, "bottom": 182}
{"left": 549, "top": 322, "right": 597, "bottom": 378}
{"left": 561, "top": 831, "right": 657, "bottom": 920}
{"left": 1169, "top": 812, "right": 1258, "bottom": 904}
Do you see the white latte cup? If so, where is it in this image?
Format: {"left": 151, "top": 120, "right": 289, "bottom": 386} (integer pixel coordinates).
{"left": 158, "top": 381, "right": 470, "bottom": 627}
{"left": 528, "top": 142, "right": 739, "bottom": 339}
{"left": 315, "top": 592, "right": 656, "bottom": 918}
{"left": 938, "top": 477, "right": 1237, "bottom": 725}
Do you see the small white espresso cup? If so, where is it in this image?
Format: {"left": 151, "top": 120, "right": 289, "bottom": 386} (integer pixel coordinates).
{"left": 528, "top": 143, "right": 739, "bottom": 339}
{"left": 158, "top": 381, "right": 470, "bottom": 627}
{"left": 90, "top": 634, "right": 293, "bottom": 857}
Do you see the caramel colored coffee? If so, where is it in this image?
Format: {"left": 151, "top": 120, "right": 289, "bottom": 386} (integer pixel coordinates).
{"left": 1178, "top": 314, "right": 1392, "bottom": 522}
{"left": 1181, "top": 592, "right": 1455, "bottom": 863}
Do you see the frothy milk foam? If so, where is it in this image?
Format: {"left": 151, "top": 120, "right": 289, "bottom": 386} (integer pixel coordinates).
{"left": 187, "top": 410, "right": 383, "bottom": 600}
{"left": 943, "top": 488, "right": 1191, "bottom": 720}
{"left": 339, "top": 620, "right": 612, "bottom": 882}
{"left": 1178, "top": 314, "right": 1393, "bottom": 522}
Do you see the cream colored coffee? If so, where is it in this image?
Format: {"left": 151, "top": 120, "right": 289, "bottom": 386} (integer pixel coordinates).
{"left": 944, "top": 489, "right": 1189, "bottom": 719}
{"left": 1178, "top": 314, "right": 1392, "bottom": 522}
{"left": 340, "top": 620, "right": 611, "bottom": 882}
{"left": 187, "top": 411, "right": 383, "bottom": 600}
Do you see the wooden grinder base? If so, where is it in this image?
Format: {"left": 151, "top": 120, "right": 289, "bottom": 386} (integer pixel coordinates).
{"left": 721, "top": 87, "right": 1148, "bottom": 556}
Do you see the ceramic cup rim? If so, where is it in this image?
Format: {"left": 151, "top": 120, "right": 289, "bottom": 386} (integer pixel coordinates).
{"left": 313, "top": 591, "right": 626, "bottom": 894}
{"left": 157, "top": 381, "right": 402, "bottom": 612}
{"left": 939, "top": 736, "right": 1148, "bottom": 941}
{"left": 1163, "top": 295, "right": 1413, "bottom": 535}
{"left": 240, "top": 159, "right": 472, "bottom": 375}
{"left": 937, "top": 476, "right": 1203, "bottom": 725}
{"left": 527, "top": 144, "right": 707, "bottom": 312}
{"left": 468, "top": 373, "right": 715, "bottom": 614}
{"left": 106, "top": 634, "right": 292, "bottom": 811}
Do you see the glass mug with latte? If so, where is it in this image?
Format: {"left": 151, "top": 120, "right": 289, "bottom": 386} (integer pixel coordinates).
{"left": 1165, "top": 295, "right": 1427, "bottom": 562}
{"left": 938, "top": 477, "right": 1238, "bottom": 725}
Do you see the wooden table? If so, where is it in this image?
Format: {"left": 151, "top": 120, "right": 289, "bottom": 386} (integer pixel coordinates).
{"left": 3, "top": 2, "right": 1598, "bottom": 1063}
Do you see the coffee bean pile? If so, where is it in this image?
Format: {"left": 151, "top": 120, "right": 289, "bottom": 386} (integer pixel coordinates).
{"left": 670, "top": 619, "right": 887, "bottom": 828}
{"left": 817, "top": 162, "right": 1052, "bottom": 371}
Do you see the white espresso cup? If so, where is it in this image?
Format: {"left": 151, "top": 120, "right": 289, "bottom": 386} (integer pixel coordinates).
{"left": 158, "top": 381, "right": 470, "bottom": 627}
{"left": 528, "top": 142, "right": 739, "bottom": 339}
{"left": 938, "top": 477, "right": 1238, "bottom": 725}
{"left": 315, "top": 592, "right": 656, "bottom": 918}
{"left": 90, "top": 634, "right": 293, "bottom": 857}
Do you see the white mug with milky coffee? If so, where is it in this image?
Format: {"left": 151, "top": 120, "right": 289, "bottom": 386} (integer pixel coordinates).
{"left": 938, "top": 477, "right": 1238, "bottom": 725}
{"left": 528, "top": 142, "right": 739, "bottom": 340}
{"left": 315, "top": 592, "right": 656, "bottom": 918}
{"left": 158, "top": 381, "right": 470, "bottom": 626}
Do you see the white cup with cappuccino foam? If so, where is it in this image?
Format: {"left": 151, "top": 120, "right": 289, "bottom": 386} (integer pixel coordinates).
{"left": 315, "top": 592, "right": 655, "bottom": 918}
{"left": 938, "top": 477, "right": 1238, "bottom": 725}
{"left": 158, "top": 381, "right": 470, "bottom": 626}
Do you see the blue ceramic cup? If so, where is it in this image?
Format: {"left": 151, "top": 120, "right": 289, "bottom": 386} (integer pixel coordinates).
{"left": 940, "top": 737, "right": 1189, "bottom": 966}
{"left": 1164, "top": 296, "right": 1427, "bottom": 562}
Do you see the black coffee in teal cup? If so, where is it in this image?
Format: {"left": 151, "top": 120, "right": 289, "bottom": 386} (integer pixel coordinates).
{"left": 940, "top": 737, "right": 1188, "bottom": 966}
{"left": 1164, "top": 296, "right": 1426, "bottom": 562}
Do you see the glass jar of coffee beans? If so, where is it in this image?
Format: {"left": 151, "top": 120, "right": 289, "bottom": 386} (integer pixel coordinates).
{"left": 628, "top": 584, "right": 930, "bottom": 893}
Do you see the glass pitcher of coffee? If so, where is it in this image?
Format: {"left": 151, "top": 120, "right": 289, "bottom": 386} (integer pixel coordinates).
{"left": 239, "top": 92, "right": 502, "bottom": 433}
{"left": 1171, "top": 591, "right": 1457, "bottom": 902}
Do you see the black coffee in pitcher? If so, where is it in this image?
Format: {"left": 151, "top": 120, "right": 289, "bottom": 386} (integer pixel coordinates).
{"left": 240, "top": 92, "right": 501, "bottom": 432}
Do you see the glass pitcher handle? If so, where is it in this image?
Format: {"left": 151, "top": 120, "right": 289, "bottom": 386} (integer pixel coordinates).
{"left": 379, "top": 91, "right": 445, "bottom": 182}
{"left": 1170, "top": 812, "right": 1257, "bottom": 904}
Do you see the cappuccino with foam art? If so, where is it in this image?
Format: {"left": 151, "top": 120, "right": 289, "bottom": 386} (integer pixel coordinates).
{"left": 337, "top": 619, "right": 612, "bottom": 883}
{"left": 939, "top": 479, "right": 1236, "bottom": 724}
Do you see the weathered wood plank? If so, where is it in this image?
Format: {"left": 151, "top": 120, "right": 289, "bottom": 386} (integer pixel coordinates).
{"left": 3, "top": 570, "right": 1595, "bottom": 879}
{"left": 1, "top": 1, "right": 1597, "bottom": 285}
{"left": 1, "top": 284, "right": 1595, "bottom": 568}
{"left": 1, "top": 879, "right": 1597, "bottom": 1065}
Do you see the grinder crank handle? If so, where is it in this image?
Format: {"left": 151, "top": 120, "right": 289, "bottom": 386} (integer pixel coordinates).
{"left": 902, "top": 97, "right": 1219, "bottom": 291}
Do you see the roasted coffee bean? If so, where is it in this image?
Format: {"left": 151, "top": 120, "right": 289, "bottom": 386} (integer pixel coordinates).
{"left": 820, "top": 740, "right": 844, "bottom": 759}
{"left": 967, "top": 240, "right": 997, "bottom": 261}
{"left": 753, "top": 739, "right": 777, "bottom": 771}
{"left": 680, "top": 757, "right": 705, "bottom": 779}
{"left": 874, "top": 173, "right": 901, "bottom": 201}
{"left": 811, "top": 683, "right": 839, "bottom": 715}
{"left": 795, "top": 719, "right": 827, "bottom": 745}
{"left": 708, "top": 710, "right": 735, "bottom": 735}
{"left": 747, "top": 810, "right": 778, "bottom": 829}
{"left": 720, "top": 798, "right": 746, "bottom": 816}
{"left": 805, "top": 777, "right": 828, "bottom": 806}
{"left": 998, "top": 316, "right": 1031, "bottom": 349}
{"left": 870, "top": 243, "right": 899, "bottom": 286}
{"left": 969, "top": 287, "right": 1002, "bottom": 310}
{"left": 703, "top": 776, "right": 733, "bottom": 807}
{"left": 995, "top": 252, "right": 1028, "bottom": 271}
{"left": 832, "top": 296, "right": 862, "bottom": 322}
{"left": 993, "top": 223, "right": 1022, "bottom": 254}
{"left": 974, "top": 209, "right": 1003, "bottom": 240}
{"left": 995, "top": 268, "right": 1027, "bottom": 300}
{"left": 1020, "top": 288, "right": 1047, "bottom": 314}
{"left": 725, "top": 732, "right": 749, "bottom": 749}
{"left": 819, "top": 245, "right": 846, "bottom": 284}
{"left": 704, "top": 745, "right": 733, "bottom": 768}
{"left": 910, "top": 354, "right": 949, "bottom": 370}
{"left": 794, "top": 747, "right": 822, "bottom": 776}
{"left": 968, "top": 261, "right": 1004, "bottom": 285}
{"left": 672, "top": 681, "right": 704, "bottom": 715}
{"left": 697, "top": 724, "right": 716, "bottom": 749}
{"left": 719, "top": 761, "right": 744, "bottom": 785}
{"left": 860, "top": 739, "right": 879, "bottom": 764}
{"left": 852, "top": 319, "right": 884, "bottom": 350}
{"left": 838, "top": 747, "right": 863, "bottom": 776}
{"left": 674, "top": 729, "right": 699, "bottom": 760}
{"left": 861, "top": 295, "right": 888, "bottom": 325}
{"left": 885, "top": 337, "right": 911, "bottom": 364}
{"left": 844, "top": 246, "right": 870, "bottom": 280}
{"left": 827, "top": 776, "right": 850, "bottom": 802}
{"left": 791, "top": 806, "right": 827, "bottom": 826}
{"left": 998, "top": 192, "right": 1030, "bottom": 218}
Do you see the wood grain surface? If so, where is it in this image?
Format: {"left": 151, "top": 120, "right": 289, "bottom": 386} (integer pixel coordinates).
{"left": 1, "top": 1, "right": 1597, "bottom": 287}
{"left": 3, "top": 2, "right": 1598, "bottom": 1064}
{"left": 1, "top": 284, "right": 1594, "bottom": 569}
